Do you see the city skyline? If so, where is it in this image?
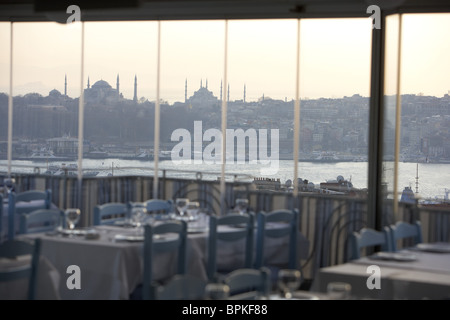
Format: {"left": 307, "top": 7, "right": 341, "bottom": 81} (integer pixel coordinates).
{"left": 0, "top": 14, "right": 449, "bottom": 104}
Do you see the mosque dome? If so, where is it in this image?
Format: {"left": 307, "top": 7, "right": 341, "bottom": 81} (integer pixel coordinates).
{"left": 92, "top": 80, "right": 112, "bottom": 89}
{"left": 49, "top": 89, "right": 62, "bottom": 96}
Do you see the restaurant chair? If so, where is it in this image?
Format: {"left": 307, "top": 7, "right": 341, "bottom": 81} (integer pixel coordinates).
{"left": 254, "top": 209, "right": 301, "bottom": 288}
{"left": 93, "top": 202, "right": 128, "bottom": 226}
{"left": 207, "top": 212, "right": 255, "bottom": 282}
{"left": 0, "top": 193, "right": 3, "bottom": 242}
{"left": 223, "top": 267, "right": 271, "bottom": 300}
{"left": 19, "top": 209, "right": 65, "bottom": 234}
{"left": 8, "top": 189, "right": 52, "bottom": 240}
{"left": 152, "top": 274, "right": 207, "bottom": 300}
{"left": 142, "top": 220, "right": 188, "bottom": 300}
{"left": 349, "top": 227, "right": 391, "bottom": 260}
{"left": 386, "top": 220, "right": 423, "bottom": 252}
{"left": 0, "top": 238, "right": 41, "bottom": 300}
{"left": 144, "top": 199, "right": 173, "bottom": 214}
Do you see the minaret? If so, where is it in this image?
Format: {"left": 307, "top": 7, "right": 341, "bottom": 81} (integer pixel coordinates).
{"left": 206, "top": 79, "right": 208, "bottom": 90}
{"left": 133, "top": 75, "right": 137, "bottom": 102}
{"left": 116, "top": 74, "right": 120, "bottom": 93}
{"left": 185, "top": 79, "right": 187, "bottom": 103}
{"left": 64, "top": 74, "right": 67, "bottom": 96}
{"left": 243, "top": 84, "right": 246, "bottom": 103}
{"left": 200, "top": 79, "right": 202, "bottom": 89}
{"left": 87, "top": 76, "right": 90, "bottom": 89}
{"left": 227, "top": 84, "right": 230, "bottom": 102}
{"left": 220, "top": 80, "right": 223, "bottom": 101}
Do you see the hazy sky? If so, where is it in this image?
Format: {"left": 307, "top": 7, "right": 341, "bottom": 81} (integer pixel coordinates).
{"left": 0, "top": 14, "right": 449, "bottom": 104}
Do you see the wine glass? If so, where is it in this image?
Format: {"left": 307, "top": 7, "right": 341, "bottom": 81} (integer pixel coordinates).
{"left": 204, "top": 283, "right": 230, "bottom": 300}
{"left": 278, "top": 269, "right": 302, "bottom": 299}
{"left": 131, "top": 206, "right": 147, "bottom": 228}
{"left": 4, "top": 177, "right": 15, "bottom": 194}
{"left": 175, "top": 198, "right": 189, "bottom": 216}
{"left": 186, "top": 201, "right": 200, "bottom": 218}
{"left": 65, "top": 208, "right": 81, "bottom": 230}
{"left": 326, "top": 282, "right": 352, "bottom": 300}
{"left": 235, "top": 198, "right": 249, "bottom": 215}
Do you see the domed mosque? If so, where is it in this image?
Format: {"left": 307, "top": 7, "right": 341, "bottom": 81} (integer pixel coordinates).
{"left": 83, "top": 74, "right": 138, "bottom": 104}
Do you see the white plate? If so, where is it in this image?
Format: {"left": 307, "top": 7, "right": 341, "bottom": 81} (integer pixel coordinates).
{"left": 173, "top": 215, "right": 199, "bottom": 222}
{"left": 58, "top": 227, "right": 94, "bottom": 236}
{"left": 114, "top": 234, "right": 144, "bottom": 242}
{"left": 370, "top": 252, "right": 417, "bottom": 262}
{"left": 270, "top": 292, "right": 320, "bottom": 300}
{"left": 188, "top": 226, "right": 208, "bottom": 234}
{"left": 114, "top": 233, "right": 164, "bottom": 242}
{"left": 416, "top": 243, "right": 450, "bottom": 253}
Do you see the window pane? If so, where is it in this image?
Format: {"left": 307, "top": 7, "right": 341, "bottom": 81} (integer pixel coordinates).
{"left": 0, "top": 22, "right": 81, "bottom": 175}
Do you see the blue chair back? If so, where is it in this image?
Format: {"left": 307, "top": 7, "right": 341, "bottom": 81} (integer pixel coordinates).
{"left": 142, "top": 221, "right": 188, "bottom": 300}
{"left": 349, "top": 227, "right": 390, "bottom": 260}
{"left": 154, "top": 274, "right": 207, "bottom": 300}
{"left": 0, "top": 238, "right": 41, "bottom": 300}
{"left": 93, "top": 202, "right": 128, "bottom": 226}
{"left": 19, "top": 209, "right": 65, "bottom": 234}
{"left": 387, "top": 221, "right": 423, "bottom": 251}
{"left": 254, "top": 209, "right": 299, "bottom": 270}
{"left": 207, "top": 213, "right": 254, "bottom": 282}
{"left": 8, "top": 189, "right": 52, "bottom": 240}
{"left": 224, "top": 267, "right": 271, "bottom": 300}
{"left": 145, "top": 199, "right": 173, "bottom": 213}
{"left": 0, "top": 193, "right": 3, "bottom": 241}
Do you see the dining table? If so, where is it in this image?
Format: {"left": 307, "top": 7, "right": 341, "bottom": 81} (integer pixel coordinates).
{"left": 310, "top": 242, "right": 450, "bottom": 300}
{"left": 18, "top": 213, "right": 310, "bottom": 300}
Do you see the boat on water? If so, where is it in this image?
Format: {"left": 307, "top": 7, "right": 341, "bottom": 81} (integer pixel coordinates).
{"left": 313, "top": 152, "right": 341, "bottom": 162}
{"left": 44, "top": 163, "right": 100, "bottom": 177}
{"left": 18, "top": 148, "right": 72, "bottom": 162}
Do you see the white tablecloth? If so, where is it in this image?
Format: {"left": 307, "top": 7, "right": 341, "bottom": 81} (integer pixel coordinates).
{"left": 310, "top": 244, "right": 450, "bottom": 300}
{"left": 19, "top": 217, "right": 309, "bottom": 300}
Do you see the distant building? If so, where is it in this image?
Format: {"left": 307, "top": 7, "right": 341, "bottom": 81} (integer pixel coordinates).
{"left": 186, "top": 79, "right": 219, "bottom": 109}
{"left": 46, "top": 134, "right": 88, "bottom": 156}
{"left": 83, "top": 74, "right": 137, "bottom": 104}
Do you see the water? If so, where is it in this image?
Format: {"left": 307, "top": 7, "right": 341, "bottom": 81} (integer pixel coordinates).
{"left": 1, "top": 159, "right": 448, "bottom": 200}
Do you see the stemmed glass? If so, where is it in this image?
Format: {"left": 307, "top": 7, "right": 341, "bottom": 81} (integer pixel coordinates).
{"left": 326, "top": 282, "right": 352, "bottom": 300}
{"left": 65, "top": 208, "right": 81, "bottom": 230}
{"left": 4, "top": 177, "right": 15, "bottom": 195}
{"left": 131, "top": 206, "right": 147, "bottom": 229}
{"left": 235, "top": 198, "right": 249, "bottom": 215}
{"left": 176, "top": 198, "right": 189, "bottom": 216}
{"left": 278, "top": 269, "right": 302, "bottom": 299}
{"left": 204, "top": 283, "right": 230, "bottom": 300}
{"left": 186, "top": 201, "right": 200, "bottom": 218}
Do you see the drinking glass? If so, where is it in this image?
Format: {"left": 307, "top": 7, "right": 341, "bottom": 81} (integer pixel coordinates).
{"left": 176, "top": 198, "right": 189, "bottom": 216}
{"left": 326, "top": 282, "right": 351, "bottom": 300}
{"left": 186, "top": 201, "right": 200, "bottom": 218}
{"left": 4, "top": 178, "right": 15, "bottom": 194}
{"left": 204, "top": 283, "right": 230, "bottom": 300}
{"left": 65, "top": 208, "right": 81, "bottom": 230}
{"left": 131, "top": 206, "right": 147, "bottom": 228}
{"left": 235, "top": 198, "right": 249, "bottom": 215}
{"left": 278, "top": 269, "right": 302, "bottom": 299}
